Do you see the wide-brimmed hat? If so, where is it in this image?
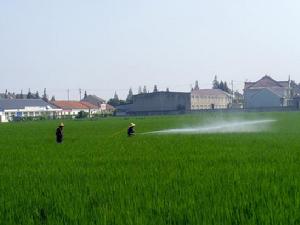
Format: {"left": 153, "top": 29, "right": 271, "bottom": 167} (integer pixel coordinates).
{"left": 130, "top": 123, "right": 135, "bottom": 127}
{"left": 59, "top": 122, "right": 64, "bottom": 127}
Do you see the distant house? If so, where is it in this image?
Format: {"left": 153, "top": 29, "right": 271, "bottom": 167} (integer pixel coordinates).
{"left": 244, "top": 75, "right": 291, "bottom": 108}
{"left": 81, "top": 95, "right": 105, "bottom": 106}
{"left": 0, "top": 99, "right": 61, "bottom": 122}
{"left": 191, "top": 89, "right": 231, "bottom": 110}
{"left": 51, "top": 101, "right": 100, "bottom": 118}
{"left": 81, "top": 94, "right": 115, "bottom": 114}
{"left": 116, "top": 92, "right": 191, "bottom": 115}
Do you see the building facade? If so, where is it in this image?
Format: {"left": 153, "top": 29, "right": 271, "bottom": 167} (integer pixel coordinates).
{"left": 117, "top": 92, "right": 191, "bottom": 115}
{"left": 0, "top": 99, "right": 61, "bottom": 122}
{"left": 191, "top": 89, "right": 231, "bottom": 110}
{"left": 81, "top": 95, "right": 105, "bottom": 106}
{"left": 51, "top": 101, "right": 100, "bottom": 118}
{"left": 244, "top": 75, "right": 291, "bottom": 108}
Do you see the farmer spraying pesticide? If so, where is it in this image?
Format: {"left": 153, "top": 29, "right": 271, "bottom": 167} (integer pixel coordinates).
{"left": 127, "top": 123, "right": 136, "bottom": 137}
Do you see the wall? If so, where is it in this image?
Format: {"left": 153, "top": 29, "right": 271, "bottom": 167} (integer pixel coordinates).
{"left": 191, "top": 95, "right": 231, "bottom": 110}
{"left": 1, "top": 109, "right": 60, "bottom": 121}
{"left": 244, "top": 89, "right": 283, "bottom": 108}
{"left": 129, "top": 92, "right": 191, "bottom": 113}
{"left": 0, "top": 112, "right": 6, "bottom": 122}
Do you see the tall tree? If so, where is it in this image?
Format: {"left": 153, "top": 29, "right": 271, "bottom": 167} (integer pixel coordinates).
{"left": 42, "top": 88, "right": 48, "bottom": 102}
{"left": 126, "top": 88, "right": 133, "bottom": 103}
{"left": 35, "top": 91, "right": 40, "bottom": 99}
{"left": 4, "top": 89, "right": 8, "bottom": 99}
{"left": 223, "top": 81, "right": 230, "bottom": 93}
{"left": 166, "top": 87, "right": 170, "bottom": 92}
{"left": 84, "top": 90, "right": 88, "bottom": 99}
{"left": 153, "top": 85, "right": 158, "bottom": 92}
{"left": 143, "top": 86, "right": 147, "bottom": 93}
{"left": 113, "top": 91, "right": 119, "bottom": 101}
{"left": 138, "top": 86, "right": 142, "bottom": 94}
{"left": 212, "top": 75, "right": 219, "bottom": 89}
{"left": 194, "top": 80, "right": 200, "bottom": 90}
{"left": 27, "top": 89, "right": 33, "bottom": 99}
{"left": 219, "top": 81, "right": 224, "bottom": 91}
{"left": 107, "top": 91, "right": 121, "bottom": 107}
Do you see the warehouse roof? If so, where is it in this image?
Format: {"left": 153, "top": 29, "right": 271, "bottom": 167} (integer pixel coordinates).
{"left": 0, "top": 99, "right": 59, "bottom": 110}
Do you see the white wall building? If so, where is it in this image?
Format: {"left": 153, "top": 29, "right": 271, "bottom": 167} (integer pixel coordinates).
{"left": 191, "top": 89, "right": 231, "bottom": 110}
{"left": 0, "top": 99, "right": 61, "bottom": 122}
{"left": 0, "top": 111, "right": 7, "bottom": 122}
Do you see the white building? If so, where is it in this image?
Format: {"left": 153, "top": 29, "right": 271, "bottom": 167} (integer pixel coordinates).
{"left": 0, "top": 111, "right": 6, "bottom": 122}
{"left": 0, "top": 99, "right": 61, "bottom": 122}
{"left": 191, "top": 89, "right": 231, "bottom": 110}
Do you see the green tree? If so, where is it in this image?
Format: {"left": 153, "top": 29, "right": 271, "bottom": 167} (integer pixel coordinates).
{"left": 212, "top": 75, "right": 219, "bottom": 89}
{"left": 27, "top": 89, "right": 34, "bottom": 99}
{"left": 194, "top": 80, "right": 200, "bottom": 90}
{"left": 42, "top": 88, "right": 48, "bottom": 102}
{"left": 223, "top": 82, "right": 228, "bottom": 93}
{"left": 143, "top": 86, "right": 147, "bottom": 93}
{"left": 126, "top": 88, "right": 133, "bottom": 103}
{"left": 35, "top": 91, "right": 40, "bottom": 99}
{"left": 219, "top": 81, "right": 224, "bottom": 91}
{"left": 20, "top": 90, "right": 24, "bottom": 99}
{"left": 107, "top": 92, "right": 120, "bottom": 106}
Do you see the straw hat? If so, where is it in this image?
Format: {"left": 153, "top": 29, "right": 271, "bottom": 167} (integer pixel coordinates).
{"left": 59, "top": 122, "right": 64, "bottom": 127}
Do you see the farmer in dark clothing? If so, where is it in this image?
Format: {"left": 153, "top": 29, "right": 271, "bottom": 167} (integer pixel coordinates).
{"left": 56, "top": 123, "right": 64, "bottom": 143}
{"left": 127, "top": 123, "right": 135, "bottom": 137}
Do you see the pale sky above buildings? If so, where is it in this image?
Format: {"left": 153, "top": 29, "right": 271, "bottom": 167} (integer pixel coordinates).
{"left": 1, "top": 0, "right": 300, "bottom": 100}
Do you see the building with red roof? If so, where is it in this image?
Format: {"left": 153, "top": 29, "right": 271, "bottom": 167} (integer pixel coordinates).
{"left": 51, "top": 100, "right": 100, "bottom": 117}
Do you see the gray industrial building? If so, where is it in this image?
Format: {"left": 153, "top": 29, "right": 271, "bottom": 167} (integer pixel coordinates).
{"left": 244, "top": 75, "right": 291, "bottom": 109}
{"left": 117, "top": 92, "right": 191, "bottom": 115}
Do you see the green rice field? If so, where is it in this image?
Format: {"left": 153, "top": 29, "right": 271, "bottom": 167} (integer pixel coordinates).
{"left": 0, "top": 112, "right": 300, "bottom": 225}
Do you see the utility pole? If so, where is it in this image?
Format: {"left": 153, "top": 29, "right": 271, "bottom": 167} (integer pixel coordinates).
{"left": 67, "top": 89, "right": 70, "bottom": 101}
{"left": 79, "top": 88, "right": 82, "bottom": 101}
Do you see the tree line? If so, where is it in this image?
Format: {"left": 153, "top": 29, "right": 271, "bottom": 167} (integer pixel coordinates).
{"left": 107, "top": 84, "right": 170, "bottom": 107}
{"left": 1, "top": 89, "right": 55, "bottom": 102}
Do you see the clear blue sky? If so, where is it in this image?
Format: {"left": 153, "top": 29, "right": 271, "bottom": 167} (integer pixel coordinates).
{"left": 1, "top": 0, "right": 300, "bottom": 100}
